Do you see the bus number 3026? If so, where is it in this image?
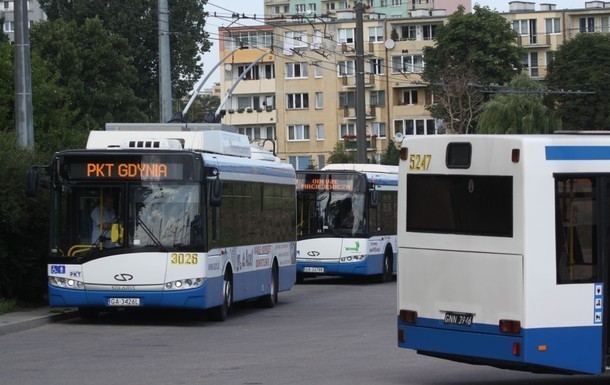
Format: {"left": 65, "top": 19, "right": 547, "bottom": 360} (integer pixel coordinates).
{"left": 171, "top": 253, "right": 198, "bottom": 265}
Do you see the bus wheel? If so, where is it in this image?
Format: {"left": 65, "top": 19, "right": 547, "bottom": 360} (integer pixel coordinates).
{"left": 259, "top": 261, "right": 279, "bottom": 308}
{"left": 209, "top": 270, "right": 233, "bottom": 322}
{"left": 377, "top": 252, "right": 392, "bottom": 283}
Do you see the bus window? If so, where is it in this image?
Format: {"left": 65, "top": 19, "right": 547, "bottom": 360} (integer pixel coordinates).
{"left": 555, "top": 177, "right": 598, "bottom": 284}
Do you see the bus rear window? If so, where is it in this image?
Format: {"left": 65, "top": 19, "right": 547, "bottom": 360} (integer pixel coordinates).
{"left": 407, "top": 174, "right": 513, "bottom": 237}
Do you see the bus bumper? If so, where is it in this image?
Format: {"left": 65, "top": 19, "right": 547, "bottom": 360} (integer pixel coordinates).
{"left": 297, "top": 254, "right": 384, "bottom": 276}
{"left": 397, "top": 318, "right": 604, "bottom": 375}
{"left": 48, "top": 276, "right": 225, "bottom": 310}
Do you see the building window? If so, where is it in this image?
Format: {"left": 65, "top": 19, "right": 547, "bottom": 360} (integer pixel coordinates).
{"left": 295, "top": 3, "right": 306, "bottom": 13}
{"left": 264, "top": 64, "right": 275, "bottom": 79}
{"left": 338, "top": 1, "right": 348, "bottom": 9}
{"left": 338, "top": 28, "right": 355, "bottom": 44}
{"left": 308, "top": 3, "right": 317, "bottom": 12}
{"left": 3, "top": 21, "right": 14, "bottom": 33}
{"left": 545, "top": 18, "right": 561, "bottom": 34}
{"left": 289, "top": 156, "right": 313, "bottom": 170}
{"left": 368, "top": 26, "right": 384, "bottom": 43}
{"left": 580, "top": 17, "right": 595, "bottom": 33}
{"left": 286, "top": 93, "right": 309, "bottom": 109}
{"left": 326, "top": 2, "right": 336, "bottom": 10}
{"left": 371, "top": 122, "right": 386, "bottom": 138}
{"left": 313, "top": 62, "right": 324, "bottom": 77}
{"left": 317, "top": 155, "right": 326, "bottom": 169}
{"left": 285, "top": 62, "right": 308, "bottom": 78}
{"left": 403, "top": 89, "right": 418, "bottom": 105}
{"left": 422, "top": 24, "right": 438, "bottom": 40}
{"left": 512, "top": 20, "right": 529, "bottom": 35}
{"left": 285, "top": 30, "right": 308, "bottom": 48}
{"left": 316, "top": 124, "right": 325, "bottom": 140}
{"left": 370, "top": 90, "right": 385, "bottom": 107}
{"left": 237, "top": 96, "right": 260, "bottom": 109}
{"left": 315, "top": 92, "right": 324, "bottom": 109}
{"left": 391, "top": 0, "right": 402, "bottom": 5}
{"left": 394, "top": 119, "right": 438, "bottom": 136}
{"left": 392, "top": 55, "right": 424, "bottom": 73}
{"left": 238, "top": 64, "right": 260, "bottom": 80}
{"left": 340, "top": 123, "right": 357, "bottom": 137}
{"left": 338, "top": 60, "right": 356, "bottom": 76}
{"left": 339, "top": 92, "right": 356, "bottom": 108}
{"left": 400, "top": 25, "right": 417, "bottom": 40}
{"left": 288, "top": 125, "right": 310, "bottom": 141}
{"left": 369, "top": 59, "right": 385, "bottom": 75}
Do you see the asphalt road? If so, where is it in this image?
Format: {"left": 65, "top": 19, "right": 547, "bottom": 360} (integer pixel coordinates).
{"left": 0, "top": 277, "right": 607, "bottom": 385}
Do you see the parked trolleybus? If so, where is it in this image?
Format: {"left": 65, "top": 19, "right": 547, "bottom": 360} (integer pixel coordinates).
{"left": 296, "top": 164, "right": 398, "bottom": 282}
{"left": 30, "top": 123, "right": 296, "bottom": 321}
{"left": 397, "top": 134, "right": 610, "bottom": 374}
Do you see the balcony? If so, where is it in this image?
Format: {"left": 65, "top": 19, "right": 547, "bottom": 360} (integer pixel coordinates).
{"left": 342, "top": 136, "right": 377, "bottom": 150}
{"left": 342, "top": 105, "right": 377, "bottom": 120}
{"left": 341, "top": 73, "right": 376, "bottom": 88}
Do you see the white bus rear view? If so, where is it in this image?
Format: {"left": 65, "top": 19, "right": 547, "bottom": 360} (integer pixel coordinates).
{"left": 397, "top": 135, "right": 610, "bottom": 375}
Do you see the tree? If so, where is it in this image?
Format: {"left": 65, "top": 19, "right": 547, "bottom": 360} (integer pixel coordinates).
{"left": 477, "top": 74, "right": 562, "bottom": 134}
{"left": 423, "top": 5, "right": 524, "bottom": 134}
{"left": 30, "top": 18, "right": 147, "bottom": 130}
{"left": 38, "top": 0, "right": 211, "bottom": 121}
{"left": 546, "top": 33, "right": 610, "bottom": 131}
{"left": 380, "top": 140, "right": 400, "bottom": 165}
{"left": 327, "top": 141, "right": 355, "bottom": 164}
{"left": 0, "top": 16, "right": 9, "bottom": 44}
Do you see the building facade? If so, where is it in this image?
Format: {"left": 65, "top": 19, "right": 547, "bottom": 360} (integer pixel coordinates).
{"left": 218, "top": 1, "right": 610, "bottom": 169}
{"left": 2, "top": 0, "right": 47, "bottom": 42}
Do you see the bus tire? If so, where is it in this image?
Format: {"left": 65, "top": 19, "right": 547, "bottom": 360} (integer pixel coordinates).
{"left": 259, "top": 260, "right": 279, "bottom": 308}
{"left": 209, "top": 269, "right": 233, "bottom": 322}
{"left": 377, "top": 250, "right": 393, "bottom": 283}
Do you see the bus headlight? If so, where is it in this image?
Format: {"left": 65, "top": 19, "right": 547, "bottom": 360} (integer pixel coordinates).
{"left": 339, "top": 255, "right": 366, "bottom": 263}
{"left": 49, "top": 276, "right": 85, "bottom": 290}
{"left": 164, "top": 277, "right": 205, "bottom": 291}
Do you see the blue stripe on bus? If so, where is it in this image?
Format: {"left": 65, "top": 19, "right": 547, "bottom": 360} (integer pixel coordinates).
{"left": 546, "top": 146, "right": 610, "bottom": 161}
{"left": 297, "top": 253, "right": 397, "bottom": 276}
{"left": 398, "top": 318, "right": 603, "bottom": 374}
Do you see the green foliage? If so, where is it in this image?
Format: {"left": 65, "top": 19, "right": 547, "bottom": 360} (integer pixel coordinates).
{"left": 38, "top": 0, "right": 212, "bottom": 120}
{"left": 423, "top": 5, "right": 524, "bottom": 134}
{"left": 0, "top": 16, "right": 8, "bottom": 44}
{"left": 380, "top": 140, "right": 400, "bottom": 165}
{"left": 477, "top": 74, "right": 562, "bottom": 134}
{"left": 30, "top": 18, "right": 147, "bottom": 130}
{"left": 0, "top": 44, "right": 13, "bottom": 131}
{"left": 546, "top": 33, "right": 610, "bottom": 131}
{"left": 0, "top": 133, "right": 49, "bottom": 303}
{"left": 327, "top": 141, "right": 355, "bottom": 164}
{"left": 0, "top": 298, "right": 19, "bottom": 315}
{"left": 182, "top": 94, "right": 221, "bottom": 122}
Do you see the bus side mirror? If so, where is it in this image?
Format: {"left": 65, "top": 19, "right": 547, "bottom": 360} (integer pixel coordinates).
{"left": 370, "top": 189, "right": 379, "bottom": 208}
{"left": 209, "top": 176, "right": 223, "bottom": 207}
{"left": 111, "top": 223, "right": 124, "bottom": 243}
{"left": 26, "top": 167, "right": 40, "bottom": 197}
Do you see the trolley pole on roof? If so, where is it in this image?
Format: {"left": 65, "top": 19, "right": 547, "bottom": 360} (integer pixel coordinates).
{"left": 14, "top": 0, "right": 34, "bottom": 149}
{"left": 355, "top": 1, "right": 367, "bottom": 163}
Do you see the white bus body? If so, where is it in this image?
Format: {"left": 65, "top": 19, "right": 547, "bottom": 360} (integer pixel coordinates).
{"left": 45, "top": 123, "right": 296, "bottom": 320}
{"left": 296, "top": 164, "right": 398, "bottom": 282}
{"left": 397, "top": 135, "right": 610, "bottom": 374}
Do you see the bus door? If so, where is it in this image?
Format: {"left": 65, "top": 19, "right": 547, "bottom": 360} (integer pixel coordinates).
{"left": 555, "top": 175, "right": 610, "bottom": 373}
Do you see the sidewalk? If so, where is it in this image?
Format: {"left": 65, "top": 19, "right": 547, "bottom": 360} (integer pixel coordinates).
{"left": 0, "top": 307, "right": 78, "bottom": 336}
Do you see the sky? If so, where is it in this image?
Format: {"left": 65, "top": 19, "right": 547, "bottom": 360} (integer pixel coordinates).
{"left": 199, "top": 0, "right": 583, "bottom": 88}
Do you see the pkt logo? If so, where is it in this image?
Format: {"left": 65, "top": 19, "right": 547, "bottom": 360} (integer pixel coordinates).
{"left": 114, "top": 273, "right": 134, "bottom": 282}
{"left": 307, "top": 251, "right": 320, "bottom": 256}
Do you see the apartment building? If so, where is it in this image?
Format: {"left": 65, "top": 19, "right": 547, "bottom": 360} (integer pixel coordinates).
{"left": 2, "top": 0, "right": 47, "bottom": 42}
{"left": 218, "top": 1, "right": 610, "bottom": 168}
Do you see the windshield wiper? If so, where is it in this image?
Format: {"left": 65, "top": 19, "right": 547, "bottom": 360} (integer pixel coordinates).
{"left": 137, "top": 216, "right": 166, "bottom": 252}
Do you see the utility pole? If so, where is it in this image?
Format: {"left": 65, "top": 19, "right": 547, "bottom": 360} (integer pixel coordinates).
{"left": 158, "top": 0, "right": 173, "bottom": 122}
{"left": 14, "top": 0, "right": 34, "bottom": 149}
{"left": 354, "top": 1, "right": 367, "bottom": 163}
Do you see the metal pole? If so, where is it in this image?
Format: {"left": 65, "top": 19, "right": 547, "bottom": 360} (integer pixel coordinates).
{"left": 14, "top": 0, "right": 34, "bottom": 149}
{"left": 355, "top": 1, "right": 367, "bottom": 163}
{"left": 182, "top": 46, "right": 245, "bottom": 116}
{"left": 158, "top": 0, "right": 172, "bottom": 122}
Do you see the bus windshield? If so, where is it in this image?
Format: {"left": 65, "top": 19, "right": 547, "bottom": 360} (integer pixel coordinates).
{"left": 297, "top": 173, "right": 367, "bottom": 239}
{"left": 51, "top": 182, "right": 202, "bottom": 256}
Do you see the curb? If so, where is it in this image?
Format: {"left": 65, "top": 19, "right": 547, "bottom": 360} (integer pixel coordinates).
{"left": 0, "top": 308, "right": 79, "bottom": 337}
